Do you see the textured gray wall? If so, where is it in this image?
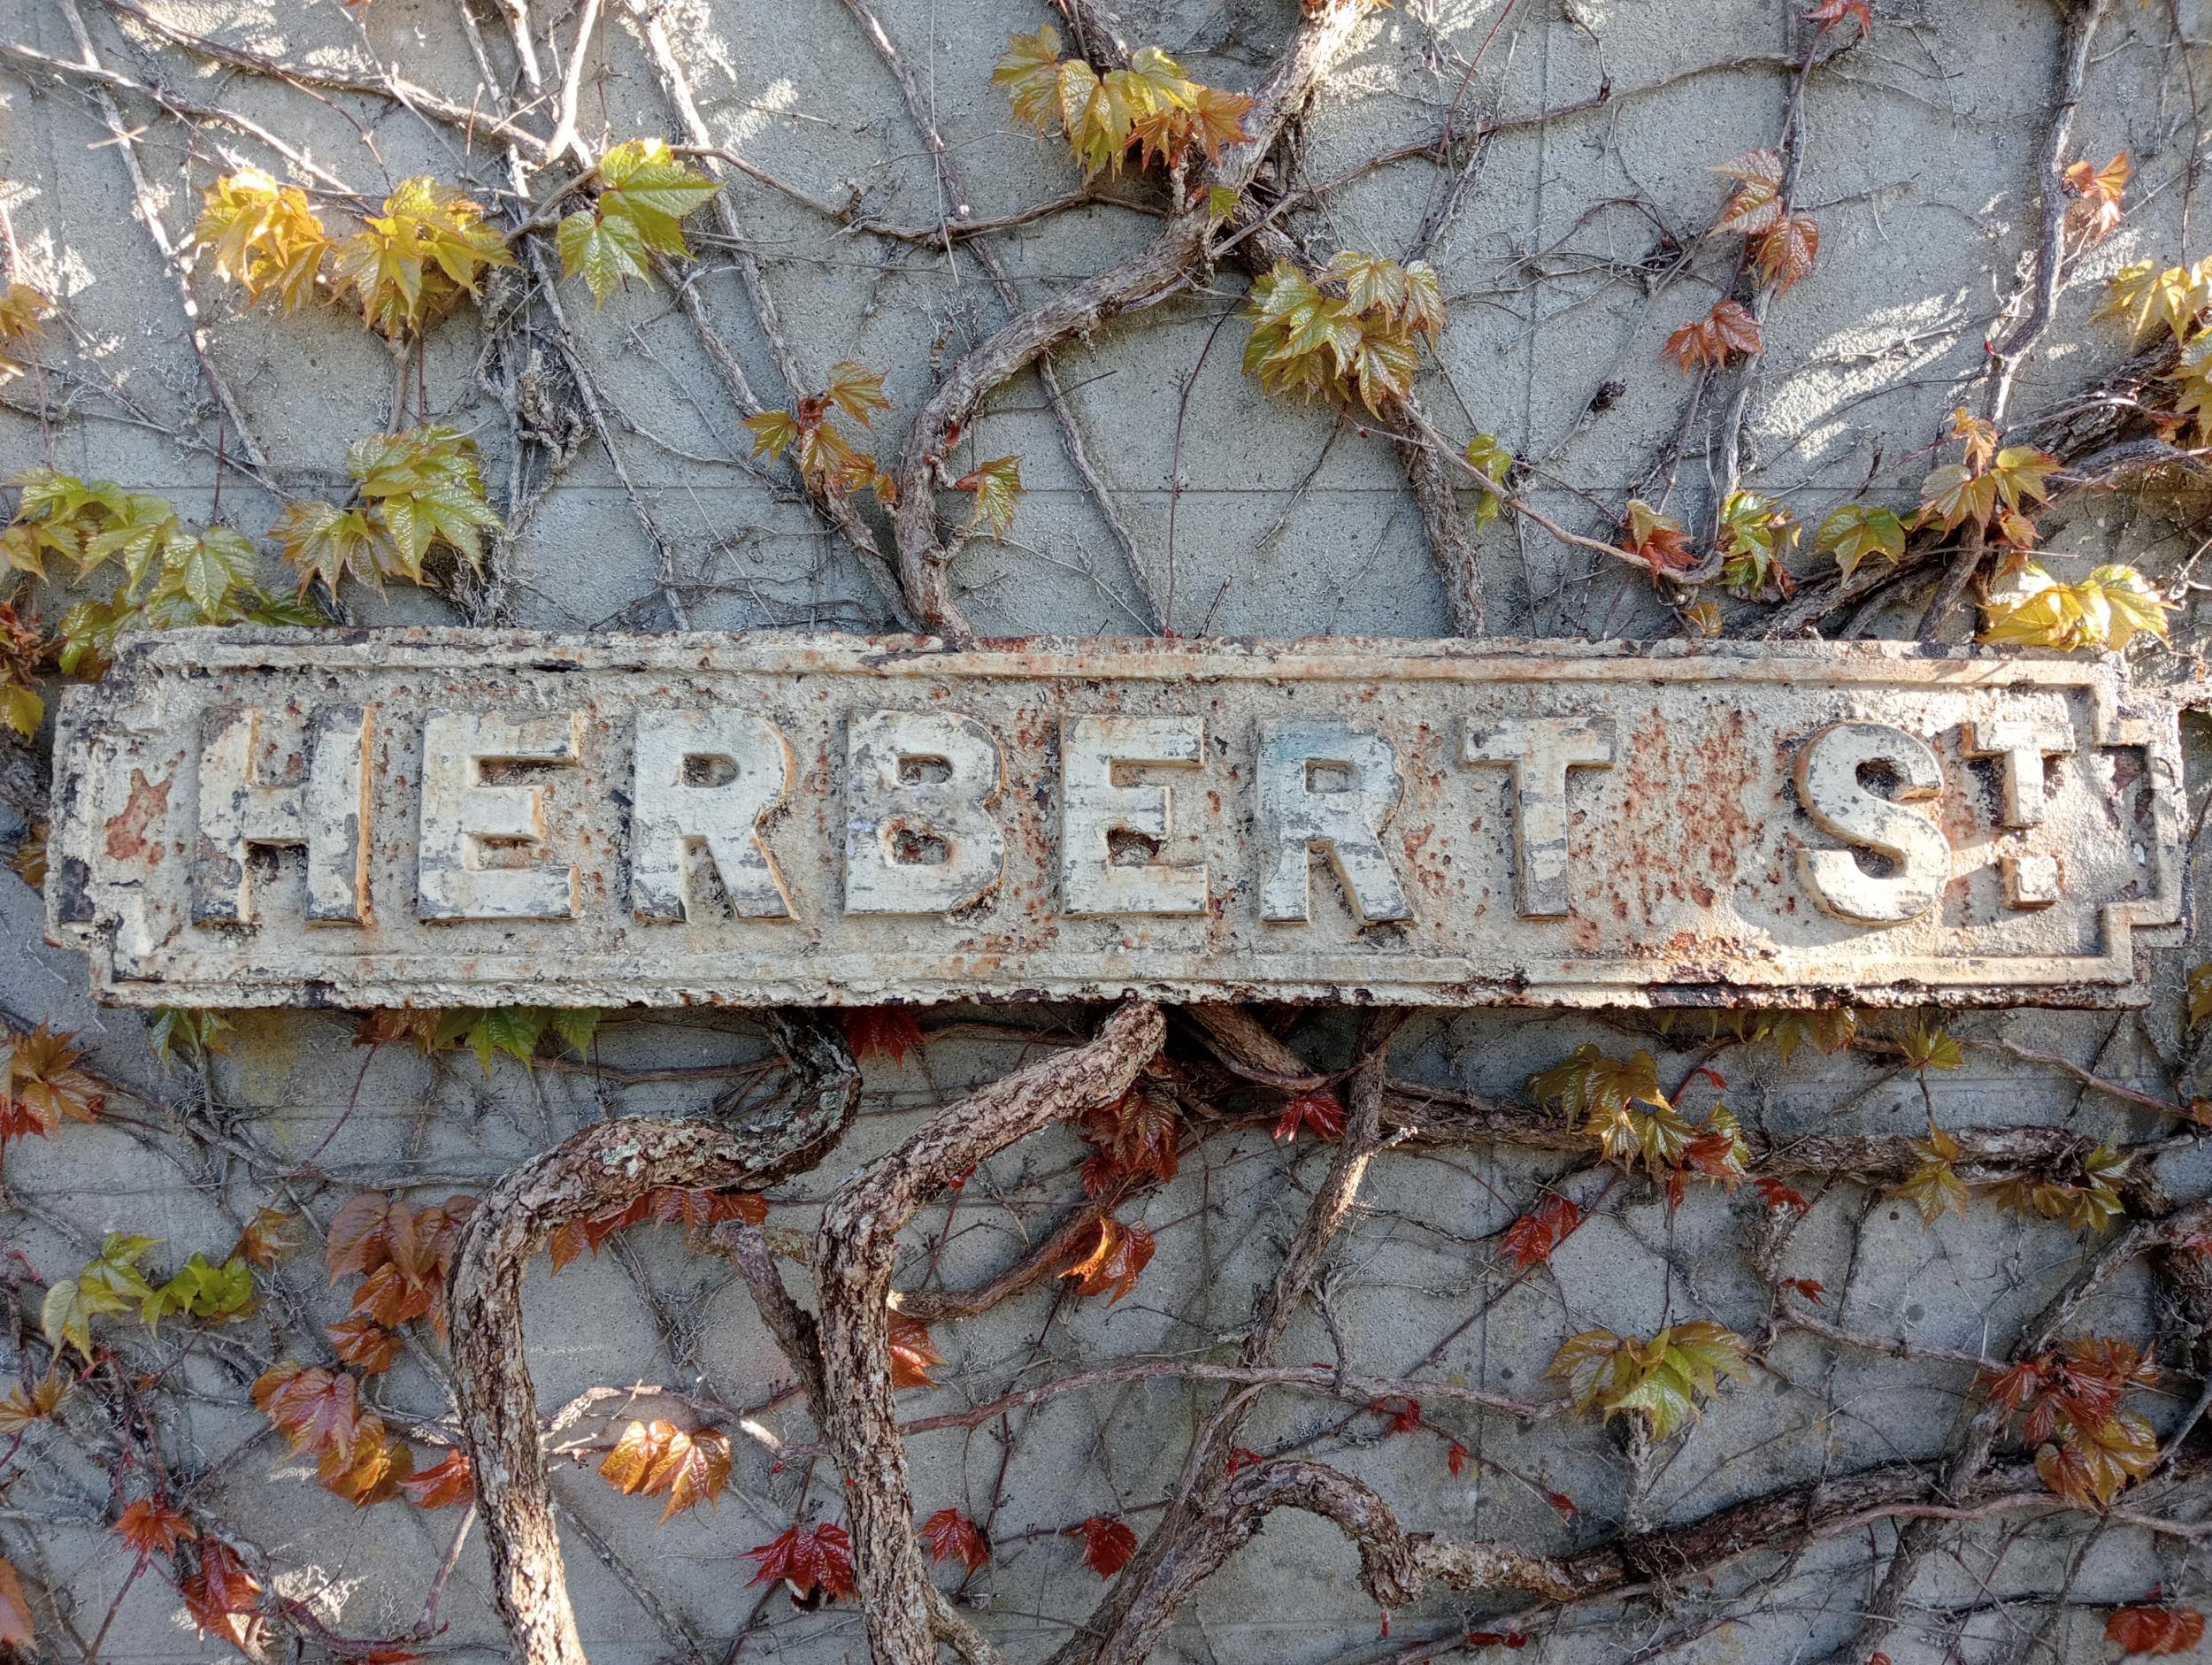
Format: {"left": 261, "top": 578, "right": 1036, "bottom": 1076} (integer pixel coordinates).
{"left": 3, "top": 0, "right": 2211, "bottom": 1661}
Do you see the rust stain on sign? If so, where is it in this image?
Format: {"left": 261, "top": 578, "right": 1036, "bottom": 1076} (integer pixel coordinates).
{"left": 42, "top": 629, "right": 2187, "bottom": 1009}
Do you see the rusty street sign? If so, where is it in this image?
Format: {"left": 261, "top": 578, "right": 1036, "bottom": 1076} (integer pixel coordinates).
{"left": 43, "top": 629, "right": 2185, "bottom": 1009}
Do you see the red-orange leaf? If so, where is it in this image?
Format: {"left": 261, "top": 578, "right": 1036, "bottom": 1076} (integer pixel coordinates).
{"left": 1061, "top": 1216, "right": 1155, "bottom": 1303}
{"left": 1755, "top": 1176, "right": 1809, "bottom": 1215}
{"left": 1274, "top": 1088, "right": 1344, "bottom": 1142}
{"left": 1804, "top": 0, "right": 1871, "bottom": 34}
{"left": 1663, "top": 298, "right": 1762, "bottom": 371}
{"left": 1752, "top": 215, "right": 1819, "bottom": 293}
{"left": 0, "top": 1556, "right": 33, "bottom": 1648}
{"left": 2063, "top": 151, "right": 2130, "bottom": 247}
{"left": 2107, "top": 1607, "right": 2206, "bottom": 1656}
{"left": 116, "top": 1497, "right": 194, "bottom": 1560}
{"left": 841, "top": 1006, "right": 926, "bottom": 1067}
{"left": 326, "top": 1193, "right": 421, "bottom": 1283}
{"left": 4, "top": 1024, "right": 104, "bottom": 1138}
{"left": 921, "top": 1507, "right": 990, "bottom": 1573}
{"left": 1445, "top": 1441, "right": 1469, "bottom": 1477}
{"left": 253, "top": 1362, "right": 360, "bottom": 1460}
{"left": 640, "top": 1186, "right": 769, "bottom": 1230}
{"left": 889, "top": 1313, "right": 946, "bottom": 1388}
{"left": 1079, "top": 1514, "right": 1138, "bottom": 1578}
{"left": 1081, "top": 1086, "right": 1179, "bottom": 1186}
{"left": 1778, "top": 1277, "right": 1827, "bottom": 1305}
{"left": 1502, "top": 1193, "right": 1580, "bottom": 1270}
{"left": 349, "top": 1260, "right": 436, "bottom": 1328}
{"left": 401, "top": 1449, "right": 474, "bottom": 1509}
{"left": 1621, "top": 500, "right": 1694, "bottom": 574}
{"left": 327, "top": 1316, "right": 401, "bottom": 1373}
{"left": 180, "top": 1538, "right": 263, "bottom": 1653}
{"left": 742, "top": 1521, "right": 857, "bottom": 1601}
{"left": 1371, "top": 1396, "right": 1422, "bottom": 1435}
{"left": 599, "top": 1418, "right": 732, "bottom": 1521}
{"left": 317, "top": 1413, "right": 413, "bottom": 1507}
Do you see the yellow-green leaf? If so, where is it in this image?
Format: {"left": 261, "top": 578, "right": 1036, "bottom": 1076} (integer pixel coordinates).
{"left": 1816, "top": 503, "right": 1904, "bottom": 579}
{"left": 558, "top": 208, "right": 649, "bottom": 305}
{"left": 952, "top": 455, "right": 1021, "bottom": 542}
{"left": 993, "top": 25, "right": 1066, "bottom": 134}
{"left": 595, "top": 140, "right": 719, "bottom": 256}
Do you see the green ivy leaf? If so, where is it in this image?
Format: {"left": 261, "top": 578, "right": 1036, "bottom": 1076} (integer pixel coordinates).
{"left": 142, "top": 1253, "right": 256, "bottom": 1333}
{"left": 544, "top": 1008, "right": 601, "bottom": 1055}
{"left": 42, "top": 1233, "right": 161, "bottom": 1361}
{"left": 595, "top": 140, "right": 720, "bottom": 256}
{"left": 465, "top": 1007, "right": 547, "bottom": 1074}
{"left": 557, "top": 207, "right": 649, "bottom": 306}
{"left": 1815, "top": 503, "right": 1905, "bottom": 579}
{"left": 175, "top": 526, "right": 257, "bottom": 617}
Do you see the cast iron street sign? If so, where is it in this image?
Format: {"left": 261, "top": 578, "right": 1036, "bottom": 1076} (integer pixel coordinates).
{"left": 43, "top": 629, "right": 2185, "bottom": 1009}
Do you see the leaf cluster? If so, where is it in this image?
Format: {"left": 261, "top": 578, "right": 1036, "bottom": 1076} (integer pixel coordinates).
{"left": 1241, "top": 254, "right": 1444, "bottom": 415}
{"left": 1525, "top": 1046, "right": 1690, "bottom": 1180}
{"left": 1709, "top": 150, "right": 1819, "bottom": 294}
{"left": 1984, "top": 1336, "right": 2160, "bottom": 1508}
{"left": 1989, "top": 1143, "right": 2130, "bottom": 1234}
{"left": 548, "top": 1184, "right": 766, "bottom": 1274}
{"left": 1545, "top": 1320, "right": 1752, "bottom": 1439}
{"left": 276, "top": 424, "right": 503, "bottom": 598}
{"left": 330, "top": 177, "right": 511, "bottom": 335}
{"left": 1716, "top": 489, "right": 1797, "bottom": 600}
{"left": 599, "top": 1417, "right": 732, "bottom": 1521}
{"left": 198, "top": 172, "right": 511, "bottom": 336}
{"left": 41, "top": 1232, "right": 254, "bottom": 1361}
{"left": 995, "top": 27, "right": 1254, "bottom": 178}
{"left": 252, "top": 1361, "right": 436, "bottom": 1507}
{"left": 0, "top": 280, "right": 54, "bottom": 385}
{"left": 1914, "top": 407, "right": 2055, "bottom": 549}
{"left": 557, "top": 139, "right": 721, "bottom": 306}
{"left": 323, "top": 1190, "right": 478, "bottom": 1369}
{"left": 1079, "top": 1082, "right": 1180, "bottom": 1194}
{"left": 142, "top": 1008, "right": 234, "bottom": 1073}
{"left": 1665, "top": 1008, "right": 1858, "bottom": 1062}
{"left": 0, "top": 1022, "right": 102, "bottom": 1147}
{"left": 194, "top": 168, "right": 331, "bottom": 311}
{"left": 3, "top": 470, "right": 311, "bottom": 679}
{"left": 1980, "top": 560, "right": 2172, "bottom": 653}
{"left": 353, "top": 1002, "right": 598, "bottom": 1072}
{"left": 841, "top": 1004, "right": 926, "bottom": 1066}
{"left": 1662, "top": 297, "right": 1760, "bottom": 372}
{"left": 744, "top": 361, "right": 896, "bottom": 504}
